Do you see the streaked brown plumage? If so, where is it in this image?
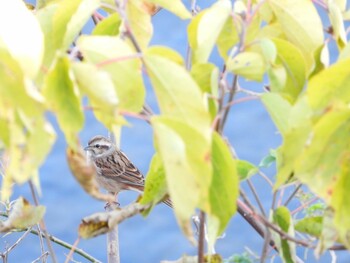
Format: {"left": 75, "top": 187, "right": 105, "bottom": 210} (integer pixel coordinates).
{"left": 84, "top": 135, "right": 171, "bottom": 207}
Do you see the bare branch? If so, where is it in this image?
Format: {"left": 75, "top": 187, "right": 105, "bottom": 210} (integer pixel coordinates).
{"left": 29, "top": 181, "right": 57, "bottom": 263}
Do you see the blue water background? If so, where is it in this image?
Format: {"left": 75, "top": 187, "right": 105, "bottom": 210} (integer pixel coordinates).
{"left": 3, "top": 1, "right": 350, "bottom": 262}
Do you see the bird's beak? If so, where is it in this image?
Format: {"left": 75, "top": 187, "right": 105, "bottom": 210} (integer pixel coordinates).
{"left": 84, "top": 146, "right": 92, "bottom": 151}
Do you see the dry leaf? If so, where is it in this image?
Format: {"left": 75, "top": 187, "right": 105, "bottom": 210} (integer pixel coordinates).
{"left": 66, "top": 146, "right": 114, "bottom": 202}
{"left": 79, "top": 202, "right": 150, "bottom": 238}
{"left": 0, "top": 197, "right": 45, "bottom": 232}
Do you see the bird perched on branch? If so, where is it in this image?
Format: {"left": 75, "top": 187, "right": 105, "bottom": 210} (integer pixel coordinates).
{"left": 84, "top": 135, "right": 172, "bottom": 207}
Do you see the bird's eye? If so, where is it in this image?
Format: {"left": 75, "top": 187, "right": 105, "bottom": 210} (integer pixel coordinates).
{"left": 95, "top": 144, "right": 100, "bottom": 148}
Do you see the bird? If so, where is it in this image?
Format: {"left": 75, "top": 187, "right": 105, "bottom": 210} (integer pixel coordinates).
{"left": 84, "top": 135, "right": 172, "bottom": 207}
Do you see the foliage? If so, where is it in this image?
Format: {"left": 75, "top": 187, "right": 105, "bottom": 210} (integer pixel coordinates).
{"left": 0, "top": 0, "right": 350, "bottom": 262}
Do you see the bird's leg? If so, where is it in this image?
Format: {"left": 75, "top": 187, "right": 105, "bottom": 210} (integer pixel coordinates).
{"left": 104, "top": 192, "right": 120, "bottom": 210}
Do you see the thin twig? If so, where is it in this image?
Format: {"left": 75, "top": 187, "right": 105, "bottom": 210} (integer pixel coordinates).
{"left": 260, "top": 225, "right": 272, "bottom": 263}
{"left": 246, "top": 179, "right": 266, "bottom": 217}
{"left": 258, "top": 171, "right": 273, "bottom": 188}
{"left": 197, "top": 211, "right": 206, "bottom": 263}
{"left": 31, "top": 230, "right": 101, "bottom": 262}
{"left": 238, "top": 197, "right": 347, "bottom": 252}
{"left": 291, "top": 197, "right": 319, "bottom": 216}
{"left": 284, "top": 184, "right": 302, "bottom": 207}
{"left": 218, "top": 75, "right": 239, "bottom": 133}
{"left": 1, "top": 228, "right": 32, "bottom": 258}
{"left": 64, "top": 237, "right": 81, "bottom": 263}
{"left": 29, "top": 181, "right": 57, "bottom": 263}
{"left": 32, "top": 251, "right": 49, "bottom": 263}
{"left": 35, "top": 223, "right": 46, "bottom": 263}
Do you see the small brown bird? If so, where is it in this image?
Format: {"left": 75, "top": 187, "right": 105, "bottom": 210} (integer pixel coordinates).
{"left": 84, "top": 135, "right": 171, "bottom": 207}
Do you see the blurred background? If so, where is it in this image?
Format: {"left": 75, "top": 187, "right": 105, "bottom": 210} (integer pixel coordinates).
{"left": 3, "top": 0, "right": 350, "bottom": 262}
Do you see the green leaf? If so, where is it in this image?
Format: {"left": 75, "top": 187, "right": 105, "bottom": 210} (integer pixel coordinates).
{"left": 73, "top": 63, "right": 118, "bottom": 108}
{"left": 152, "top": 116, "right": 212, "bottom": 239}
{"left": 146, "top": 46, "right": 184, "bottom": 65}
{"left": 309, "top": 44, "right": 329, "bottom": 78}
{"left": 274, "top": 96, "right": 313, "bottom": 188}
{"left": 0, "top": 198, "right": 45, "bottom": 232}
{"left": 140, "top": 153, "right": 168, "bottom": 213}
{"left": 0, "top": 49, "right": 44, "bottom": 117}
{"left": 261, "top": 93, "right": 292, "bottom": 134}
{"left": 308, "top": 58, "right": 350, "bottom": 110}
{"left": 92, "top": 13, "right": 121, "bottom": 36}
{"left": 78, "top": 36, "right": 145, "bottom": 112}
{"left": 295, "top": 216, "right": 323, "bottom": 238}
{"left": 315, "top": 208, "right": 338, "bottom": 255}
{"left": 43, "top": 54, "right": 84, "bottom": 148}
{"left": 0, "top": 0, "right": 44, "bottom": 78}
{"left": 147, "top": 0, "right": 191, "bottom": 19}
{"left": 339, "top": 43, "right": 350, "bottom": 61}
{"left": 216, "top": 17, "right": 239, "bottom": 60}
{"left": 237, "top": 160, "right": 258, "bottom": 180}
{"left": 269, "top": 0, "right": 324, "bottom": 71}
{"left": 248, "top": 38, "right": 277, "bottom": 65}
{"left": 227, "top": 52, "right": 265, "bottom": 82}
{"left": 2, "top": 115, "right": 55, "bottom": 199}
{"left": 329, "top": 158, "right": 350, "bottom": 241}
{"left": 273, "top": 206, "right": 296, "bottom": 263}
{"left": 125, "top": 0, "right": 152, "bottom": 50}
{"left": 37, "top": 0, "right": 99, "bottom": 73}
{"left": 268, "top": 38, "right": 306, "bottom": 103}
{"left": 144, "top": 54, "right": 211, "bottom": 133}
{"left": 208, "top": 132, "right": 238, "bottom": 243}
{"left": 72, "top": 63, "right": 119, "bottom": 129}
{"left": 188, "top": 0, "right": 232, "bottom": 64}
{"left": 191, "top": 63, "right": 219, "bottom": 120}
{"left": 328, "top": 1, "right": 347, "bottom": 48}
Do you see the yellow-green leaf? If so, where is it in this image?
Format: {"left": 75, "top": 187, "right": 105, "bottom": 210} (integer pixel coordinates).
{"left": 72, "top": 62, "right": 119, "bottom": 129}
{"left": 227, "top": 52, "right": 265, "bottom": 82}
{"left": 147, "top": 0, "right": 191, "bottom": 19}
{"left": 146, "top": 46, "right": 184, "bottom": 65}
{"left": 328, "top": 0, "right": 347, "bottom": 48}
{"left": 0, "top": 49, "right": 43, "bottom": 117}
{"left": 308, "top": 58, "right": 350, "bottom": 110}
{"left": 188, "top": 0, "right": 232, "bottom": 64}
{"left": 237, "top": 160, "right": 258, "bottom": 181}
{"left": 78, "top": 36, "right": 145, "bottom": 112}
{"left": 152, "top": 116, "right": 212, "bottom": 239}
{"left": 295, "top": 216, "right": 323, "bottom": 238}
{"left": 216, "top": 17, "right": 239, "bottom": 60}
{"left": 269, "top": 38, "right": 306, "bottom": 103}
{"left": 261, "top": 93, "right": 292, "bottom": 135}
{"left": 125, "top": 0, "right": 152, "bottom": 50}
{"left": 207, "top": 132, "right": 238, "bottom": 247}
{"left": 191, "top": 63, "right": 219, "bottom": 120}
{"left": 273, "top": 206, "right": 296, "bottom": 263}
{"left": 92, "top": 13, "right": 121, "bottom": 36}
{"left": 140, "top": 153, "right": 168, "bottom": 213}
{"left": 37, "top": 0, "right": 99, "bottom": 72}
{"left": 43, "top": 55, "right": 84, "bottom": 148}
{"left": 144, "top": 54, "right": 211, "bottom": 134}
{"left": 269, "top": 0, "right": 323, "bottom": 71}
{"left": 0, "top": 0, "right": 44, "bottom": 78}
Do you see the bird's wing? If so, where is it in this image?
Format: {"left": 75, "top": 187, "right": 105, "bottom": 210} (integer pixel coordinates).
{"left": 95, "top": 151, "right": 145, "bottom": 188}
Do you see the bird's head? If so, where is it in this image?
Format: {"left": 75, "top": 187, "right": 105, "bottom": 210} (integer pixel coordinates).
{"left": 84, "top": 135, "right": 115, "bottom": 159}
